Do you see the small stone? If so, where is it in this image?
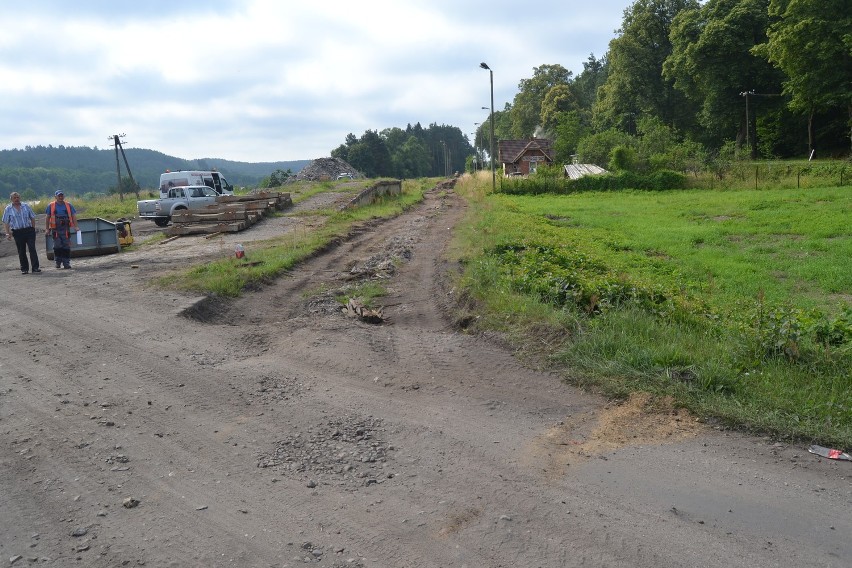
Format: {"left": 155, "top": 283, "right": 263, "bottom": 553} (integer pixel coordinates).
{"left": 122, "top": 497, "right": 140, "bottom": 508}
{"left": 195, "top": 505, "right": 208, "bottom": 511}
{"left": 10, "top": 556, "right": 23, "bottom": 565}
{"left": 71, "top": 527, "right": 88, "bottom": 537}
{"left": 306, "top": 480, "right": 317, "bottom": 488}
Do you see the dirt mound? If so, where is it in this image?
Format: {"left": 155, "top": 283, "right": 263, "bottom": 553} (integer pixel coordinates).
{"left": 291, "top": 157, "right": 361, "bottom": 182}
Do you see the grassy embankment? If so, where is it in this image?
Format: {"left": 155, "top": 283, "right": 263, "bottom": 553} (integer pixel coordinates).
{"left": 451, "top": 171, "right": 851, "bottom": 447}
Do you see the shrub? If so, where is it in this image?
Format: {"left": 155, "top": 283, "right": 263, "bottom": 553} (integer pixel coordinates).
{"left": 608, "top": 145, "right": 636, "bottom": 172}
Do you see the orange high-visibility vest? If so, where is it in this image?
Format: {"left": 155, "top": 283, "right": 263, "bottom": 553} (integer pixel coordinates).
{"left": 47, "top": 201, "right": 74, "bottom": 235}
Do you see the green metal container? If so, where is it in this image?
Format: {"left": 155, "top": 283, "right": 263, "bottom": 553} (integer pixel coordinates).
{"left": 46, "top": 217, "right": 121, "bottom": 260}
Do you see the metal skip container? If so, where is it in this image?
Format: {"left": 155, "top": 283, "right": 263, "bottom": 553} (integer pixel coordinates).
{"left": 45, "top": 217, "right": 123, "bottom": 260}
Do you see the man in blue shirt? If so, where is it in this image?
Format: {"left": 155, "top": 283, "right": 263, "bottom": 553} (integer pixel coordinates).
{"left": 2, "top": 192, "right": 41, "bottom": 274}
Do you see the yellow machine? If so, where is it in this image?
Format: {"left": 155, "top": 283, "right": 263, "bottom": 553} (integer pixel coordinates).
{"left": 115, "top": 218, "right": 134, "bottom": 247}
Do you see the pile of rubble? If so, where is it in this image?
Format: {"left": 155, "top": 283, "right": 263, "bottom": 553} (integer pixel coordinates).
{"left": 290, "top": 157, "right": 361, "bottom": 182}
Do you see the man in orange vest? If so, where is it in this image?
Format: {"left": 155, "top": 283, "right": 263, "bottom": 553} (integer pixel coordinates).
{"left": 44, "top": 190, "right": 79, "bottom": 269}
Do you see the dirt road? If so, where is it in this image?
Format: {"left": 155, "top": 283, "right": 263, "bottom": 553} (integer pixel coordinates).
{"left": 1, "top": 184, "right": 850, "bottom": 567}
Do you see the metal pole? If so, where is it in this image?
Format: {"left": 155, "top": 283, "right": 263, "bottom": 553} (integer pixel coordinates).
{"left": 489, "top": 70, "right": 495, "bottom": 190}
{"left": 481, "top": 62, "right": 496, "bottom": 191}
{"left": 112, "top": 135, "right": 123, "bottom": 201}
{"left": 740, "top": 90, "right": 753, "bottom": 156}
{"left": 117, "top": 138, "right": 139, "bottom": 198}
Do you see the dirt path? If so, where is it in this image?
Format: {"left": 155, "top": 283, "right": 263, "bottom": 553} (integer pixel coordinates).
{"left": 1, "top": 184, "right": 849, "bottom": 567}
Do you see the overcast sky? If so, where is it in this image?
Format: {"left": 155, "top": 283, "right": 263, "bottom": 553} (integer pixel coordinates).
{"left": 1, "top": 1, "right": 629, "bottom": 163}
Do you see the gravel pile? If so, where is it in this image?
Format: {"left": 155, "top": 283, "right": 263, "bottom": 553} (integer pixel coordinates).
{"left": 257, "top": 415, "right": 395, "bottom": 488}
{"left": 291, "top": 157, "right": 362, "bottom": 182}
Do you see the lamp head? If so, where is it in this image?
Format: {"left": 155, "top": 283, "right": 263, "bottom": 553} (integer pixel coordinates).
{"left": 479, "top": 62, "right": 490, "bottom": 70}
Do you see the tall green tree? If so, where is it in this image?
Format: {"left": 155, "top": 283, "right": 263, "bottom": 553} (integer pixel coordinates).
{"left": 571, "top": 54, "right": 609, "bottom": 111}
{"left": 331, "top": 130, "right": 391, "bottom": 178}
{"left": 552, "top": 110, "right": 591, "bottom": 163}
{"left": 509, "top": 64, "right": 573, "bottom": 138}
{"left": 753, "top": 0, "right": 852, "bottom": 153}
{"left": 664, "top": 0, "right": 784, "bottom": 154}
{"left": 390, "top": 136, "right": 431, "bottom": 178}
{"left": 540, "top": 84, "right": 579, "bottom": 135}
{"left": 594, "top": 0, "right": 700, "bottom": 134}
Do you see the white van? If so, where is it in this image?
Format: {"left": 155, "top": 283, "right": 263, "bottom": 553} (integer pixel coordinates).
{"left": 159, "top": 170, "right": 234, "bottom": 197}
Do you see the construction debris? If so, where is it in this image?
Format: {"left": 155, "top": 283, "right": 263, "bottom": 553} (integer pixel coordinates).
{"left": 166, "top": 191, "right": 292, "bottom": 236}
{"left": 291, "top": 157, "right": 362, "bottom": 182}
{"left": 808, "top": 444, "right": 851, "bottom": 461}
{"left": 342, "top": 298, "right": 384, "bottom": 324}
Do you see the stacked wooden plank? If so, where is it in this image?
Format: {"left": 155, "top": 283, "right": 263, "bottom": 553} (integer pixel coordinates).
{"left": 166, "top": 191, "right": 292, "bottom": 236}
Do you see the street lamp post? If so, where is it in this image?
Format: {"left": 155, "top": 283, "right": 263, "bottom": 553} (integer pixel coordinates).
{"left": 480, "top": 62, "right": 496, "bottom": 191}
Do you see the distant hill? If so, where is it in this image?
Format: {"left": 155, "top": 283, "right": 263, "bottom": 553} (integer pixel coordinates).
{"left": 0, "top": 145, "right": 311, "bottom": 199}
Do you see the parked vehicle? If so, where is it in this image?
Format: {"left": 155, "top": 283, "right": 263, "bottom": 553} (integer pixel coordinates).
{"left": 137, "top": 185, "right": 221, "bottom": 227}
{"left": 159, "top": 170, "right": 233, "bottom": 198}
{"left": 336, "top": 173, "right": 354, "bottom": 180}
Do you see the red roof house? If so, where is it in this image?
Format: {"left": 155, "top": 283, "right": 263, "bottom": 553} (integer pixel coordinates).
{"left": 497, "top": 138, "right": 554, "bottom": 176}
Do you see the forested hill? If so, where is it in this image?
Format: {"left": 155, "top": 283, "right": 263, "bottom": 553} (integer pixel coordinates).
{"left": 0, "top": 145, "right": 311, "bottom": 199}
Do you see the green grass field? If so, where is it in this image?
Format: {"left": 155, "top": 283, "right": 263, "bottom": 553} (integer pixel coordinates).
{"left": 453, "top": 173, "right": 852, "bottom": 447}
{"left": 507, "top": 186, "right": 851, "bottom": 312}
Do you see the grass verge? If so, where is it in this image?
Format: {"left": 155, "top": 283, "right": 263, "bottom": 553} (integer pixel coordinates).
{"left": 451, "top": 172, "right": 852, "bottom": 447}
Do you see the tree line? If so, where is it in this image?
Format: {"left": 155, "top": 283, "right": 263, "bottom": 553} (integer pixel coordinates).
{"left": 334, "top": 0, "right": 848, "bottom": 178}
{"left": 480, "top": 0, "right": 850, "bottom": 171}
{"left": 331, "top": 123, "right": 473, "bottom": 179}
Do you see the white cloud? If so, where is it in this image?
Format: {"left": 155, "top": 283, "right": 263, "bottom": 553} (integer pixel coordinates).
{"left": 0, "top": 0, "right": 628, "bottom": 162}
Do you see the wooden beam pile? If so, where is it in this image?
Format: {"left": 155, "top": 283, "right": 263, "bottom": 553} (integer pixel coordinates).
{"left": 166, "top": 191, "right": 292, "bottom": 236}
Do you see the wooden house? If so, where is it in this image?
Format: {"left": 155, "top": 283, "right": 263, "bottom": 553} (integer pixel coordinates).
{"left": 497, "top": 138, "right": 554, "bottom": 177}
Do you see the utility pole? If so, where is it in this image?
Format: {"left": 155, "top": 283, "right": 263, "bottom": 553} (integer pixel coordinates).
{"left": 739, "top": 91, "right": 753, "bottom": 157}
{"left": 480, "top": 62, "right": 496, "bottom": 191}
{"left": 739, "top": 91, "right": 781, "bottom": 158}
{"left": 108, "top": 134, "right": 139, "bottom": 200}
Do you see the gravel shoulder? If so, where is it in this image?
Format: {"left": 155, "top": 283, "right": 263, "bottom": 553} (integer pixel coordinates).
{"left": 1, "top": 183, "right": 850, "bottom": 567}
